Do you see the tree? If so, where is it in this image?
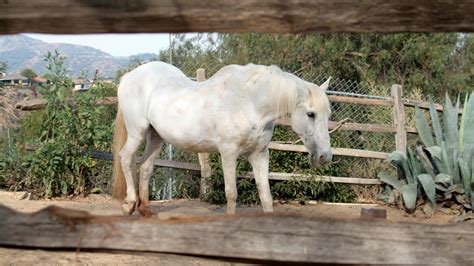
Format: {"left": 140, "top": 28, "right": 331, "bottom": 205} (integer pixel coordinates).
{"left": 166, "top": 33, "right": 471, "bottom": 97}
{"left": 0, "top": 61, "right": 7, "bottom": 73}
{"left": 21, "top": 68, "right": 37, "bottom": 79}
{"left": 214, "top": 33, "right": 470, "bottom": 97}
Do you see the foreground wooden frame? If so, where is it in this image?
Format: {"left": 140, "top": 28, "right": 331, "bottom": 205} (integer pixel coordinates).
{"left": 0, "top": 205, "right": 472, "bottom": 264}
{"left": 1, "top": 0, "right": 473, "bottom": 34}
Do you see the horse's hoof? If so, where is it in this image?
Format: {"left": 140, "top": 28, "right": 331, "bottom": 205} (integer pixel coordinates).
{"left": 121, "top": 202, "right": 136, "bottom": 216}
{"left": 138, "top": 205, "right": 155, "bottom": 218}
{"left": 138, "top": 206, "right": 155, "bottom": 218}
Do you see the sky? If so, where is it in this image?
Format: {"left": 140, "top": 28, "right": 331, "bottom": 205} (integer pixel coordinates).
{"left": 25, "top": 33, "right": 171, "bottom": 57}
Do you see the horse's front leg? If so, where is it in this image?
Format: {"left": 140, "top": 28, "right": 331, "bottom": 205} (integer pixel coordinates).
{"left": 249, "top": 148, "right": 273, "bottom": 212}
{"left": 220, "top": 150, "right": 239, "bottom": 214}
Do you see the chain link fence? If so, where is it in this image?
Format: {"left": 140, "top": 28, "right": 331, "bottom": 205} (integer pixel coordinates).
{"left": 152, "top": 60, "right": 440, "bottom": 200}
{"left": 175, "top": 61, "right": 397, "bottom": 153}
{"left": 151, "top": 58, "right": 445, "bottom": 200}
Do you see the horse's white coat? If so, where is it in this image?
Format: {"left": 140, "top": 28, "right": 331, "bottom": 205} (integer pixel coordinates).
{"left": 116, "top": 61, "right": 332, "bottom": 215}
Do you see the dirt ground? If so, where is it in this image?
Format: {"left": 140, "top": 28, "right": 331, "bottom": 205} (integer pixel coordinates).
{"left": 0, "top": 191, "right": 465, "bottom": 265}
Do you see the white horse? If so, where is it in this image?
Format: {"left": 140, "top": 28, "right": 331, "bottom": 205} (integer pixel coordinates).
{"left": 112, "top": 61, "right": 332, "bottom": 217}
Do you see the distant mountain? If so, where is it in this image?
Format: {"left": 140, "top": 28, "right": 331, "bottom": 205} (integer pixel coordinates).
{"left": 0, "top": 35, "right": 160, "bottom": 78}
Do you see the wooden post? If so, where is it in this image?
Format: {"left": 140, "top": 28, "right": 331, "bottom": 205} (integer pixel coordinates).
{"left": 391, "top": 84, "right": 406, "bottom": 153}
{"left": 196, "top": 68, "right": 211, "bottom": 196}
{"left": 196, "top": 68, "right": 205, "bottom": 82}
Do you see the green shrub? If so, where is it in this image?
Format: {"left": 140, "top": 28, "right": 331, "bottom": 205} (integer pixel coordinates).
{"left": 202, "top": 134, "right": 356, "bottom": 205}
{"left": 0, "top": 134, "right": 27, "bottom": 190}
{"left": 21, "top": 51, "right": 115, "bottom": 197}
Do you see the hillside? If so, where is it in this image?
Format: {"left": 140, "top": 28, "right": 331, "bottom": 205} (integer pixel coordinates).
{"left": 0, "top": 35, "right": 159, "bottom": 78}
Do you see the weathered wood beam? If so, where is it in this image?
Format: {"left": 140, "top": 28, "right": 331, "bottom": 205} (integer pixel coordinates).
{"left": 1, "top": 0, "right": 473, "bottom": 34}
{"left": 328, "top": 95, "right": 393, "bottom": 107}
{"left": 25, "top": 145, "right": 203, "bottom": 172}
{"left": 15, "top": 97, "right": 118, "bottom": 111}
{"left": 269, "top": 142, "right": 389, "bottom": 159}
{"left": 90, "top": 148, "right": 381, "bottom": 184}
{"left": 15, "top": 98, "right": 46, "bottom": 111}
{"left": 404, "top": 99, "right": 463, "bottom": 115}
{"left": 277, "top": 119, "right": 418, "bottom": 134}
{"left": 243, "top": 172, "right": 382, "bottom": 185}
{"left": 87, "top": 150, "right": 202, "bottom": 172}
{"left": 154, "top": 159, "right": 201, "bottom": 172}
{"left": 392, "top": 85, "right": 407, "bottom": 152}
{"left": 0, "top": 205, "right": 473, "bottom": 264}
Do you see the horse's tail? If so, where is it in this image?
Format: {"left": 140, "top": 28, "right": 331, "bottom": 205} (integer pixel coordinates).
{"left": 111, "top": 106, "right": 128, "bottom": 200}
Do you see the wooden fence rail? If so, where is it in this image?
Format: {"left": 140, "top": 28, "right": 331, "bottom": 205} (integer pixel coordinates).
{"left": 2, "top": 0, "right": 473, "bottom": 34}
{"left": 0, "top": 205, "right": 472, "bottom": 264}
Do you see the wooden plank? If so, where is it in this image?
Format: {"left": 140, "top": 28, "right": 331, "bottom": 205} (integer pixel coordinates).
{"left": 404, "top": 99, "right": 443, "bottom": 111}
{"left": 19, "top": 96, "right": 460, "bottom": 118}
{"left": 15, "top": 98, "right": 46, "bottom": 110}
{"left": 196, "top": 68, "right": 212, "bottom": 195}
{"left": 404, "top": 99, "right": 464, "bottom": 115}
{"left": 16, "top": 97, "right": 117, "bottom": 111}
{"left": 329, "top": 121, "right": 396, "bottom": 133}
{"left": 87, "top": 147, "right": 379, "bottom": 184}
{"left": 1, "top": 0, "right": 473, "bottom": 34}
{"left": 154, "top": 159, "right": 201, "bottom": 172}
{"left": 277, "top": 119, "right": 417, "bottom": 134}
{"left": 243, "top": 172, "right": 382, "bottom": 185}
{"left": 40, "top": 148, "right": 202, "bottom": 172}
{"left": 0, "top": 205, "right": 473, "bottom": 264}
{"left": 391, "top": 85, "right": 407, "bottom": 152}
{"left": 96, "top": 96, "right": 118, "bottom": 106}
{"left": 360, "top": 208, "right": 387, "bottom": 220}
{"left": 328, "top": 95, "right": 393, "bottom": 107}
{"left": 268, "top": 142, "right": 389, "bottom": 159}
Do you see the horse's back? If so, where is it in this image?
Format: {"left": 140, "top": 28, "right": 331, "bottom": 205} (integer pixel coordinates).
{"left": 118, "top": 61, "right": 192, "bottom": 108}
{"left": 117, "top": 61, "right": 192, "bottom": 134}
{"left": 119, "top": 61, "right": 189, "bottom": 94}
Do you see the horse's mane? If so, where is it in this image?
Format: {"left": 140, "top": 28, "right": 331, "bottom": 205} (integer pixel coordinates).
{"left": 209, "top": 64, "right": 330, "bottom": 116}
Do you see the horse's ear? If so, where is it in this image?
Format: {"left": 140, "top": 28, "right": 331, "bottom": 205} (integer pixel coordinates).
{"left": 319, "top": 77, "right": 331, "bottom": 91}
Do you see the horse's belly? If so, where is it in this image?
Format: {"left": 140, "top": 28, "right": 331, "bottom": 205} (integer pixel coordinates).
{"left": 151, "top": 119, "right": 218, "bottom": 153}
{"left": 172, "top": 139, "right": 218, "bottom": 153}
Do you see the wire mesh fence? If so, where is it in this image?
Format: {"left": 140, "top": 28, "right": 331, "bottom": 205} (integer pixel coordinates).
{"left": 175, "top": 61, "right": 397, "bottom": 153}
{"left": 152, "top": 60, "right": 443, "bottom": 200}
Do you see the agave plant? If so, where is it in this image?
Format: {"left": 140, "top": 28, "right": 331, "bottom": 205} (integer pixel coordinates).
{"left": 379, "top": 92, "right": 474, "bottom": 214}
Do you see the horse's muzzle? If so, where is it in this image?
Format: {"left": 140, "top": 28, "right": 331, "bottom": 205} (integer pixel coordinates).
{"left": 309, "top": 150, "right": 333, "bottom": 168}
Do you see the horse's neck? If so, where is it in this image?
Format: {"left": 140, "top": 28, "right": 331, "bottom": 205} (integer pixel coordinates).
{"left": 251, "top": 72, "right": 306, "bottom": 118}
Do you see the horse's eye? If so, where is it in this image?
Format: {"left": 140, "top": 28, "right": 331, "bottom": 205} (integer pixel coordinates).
{"left": 307, "top": 112, "right": 315, "bottom": 119}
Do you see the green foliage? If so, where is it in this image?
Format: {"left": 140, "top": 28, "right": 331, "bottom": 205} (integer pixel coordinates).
{"left": 20, "top": 68, "right": 37, "bottom": 79}
{"left": 215, "top": 33, "right": 471, "bottom": 97}
{"left": 0, "top": 61, "right": 7, "bottom": 73}
{"left": 0, "top": 129, "right": 28, "bottom": 190}
{"left": 272, "top": 178, "right": 355, "bottom": 203}
{"left": 379, "top": 92, "right": 474, "bottom": 214}
{"left": 20, "top": 51, "right": 115, "bottom": 197}
{"left": 203, "top": 143, "right": 356, "bottom": 205}
{"left": 115, "top": 57, "right": 144, "bottom": 83}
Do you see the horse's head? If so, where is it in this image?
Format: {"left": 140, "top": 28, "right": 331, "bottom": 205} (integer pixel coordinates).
{"left": 291, "top": 78, "right": 332, "bottom": 168}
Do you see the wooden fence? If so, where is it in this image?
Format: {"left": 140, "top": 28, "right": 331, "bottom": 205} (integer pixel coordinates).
{"left": 2, "top": 0, "right": 473, "bottom": 34}
{"left": 16, "top": 68, "right": 447, "bottom": 186}
{"left": 1, "top": 204, "right": 473, "bottom": 264}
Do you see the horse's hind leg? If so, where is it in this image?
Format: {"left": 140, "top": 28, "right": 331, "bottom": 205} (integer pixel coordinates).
{"left": 120, "top": 132, "right": 145, "bottom": 215}
{"left": 198, "top": 153, "right": 212, "bottom": 196}
{"left": 138, "top": 128, "right": 163, "bottom": 217}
